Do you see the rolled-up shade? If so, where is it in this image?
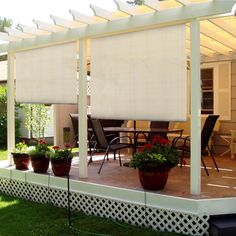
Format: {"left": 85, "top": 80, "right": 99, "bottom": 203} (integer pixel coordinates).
{"left": 16, "top": 42, "right": 77, "bottom": 104}
{"left": 91, "top": 25, "right": 187, "bottom": 121}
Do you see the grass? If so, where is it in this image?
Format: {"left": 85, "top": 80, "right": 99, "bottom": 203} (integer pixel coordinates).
{"left": 0, "top": 148, "right": 7, "bottom": 161}
{"left": 0, "top": 194, "right": 184, "bottom": 236}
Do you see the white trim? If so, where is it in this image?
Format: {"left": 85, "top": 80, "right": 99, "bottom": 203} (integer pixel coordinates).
{"left": 78, "top": 39, "right": 88, "bottom": 178}
{"left": 1, "top": 169, "right": 236, "bottom": 216}
{"left": 7, "top": 52, "right": 15, "bottom": 164}
{"left": 190, "top": 19, "right": 201, "bottom": 195}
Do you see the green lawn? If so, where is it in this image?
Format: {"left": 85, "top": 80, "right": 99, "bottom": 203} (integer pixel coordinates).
{"left": 0, "top": 148, "right": 7, "bottom": 161}
{"left": 0, "top": 194, "right": 183, "bottom": 236}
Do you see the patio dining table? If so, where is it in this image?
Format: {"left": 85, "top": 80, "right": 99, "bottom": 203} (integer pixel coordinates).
{"left": 102, "top": 127, "right": 184, "bottom": 152}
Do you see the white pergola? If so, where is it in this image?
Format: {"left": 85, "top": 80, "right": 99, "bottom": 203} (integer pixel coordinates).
{"left": 0, "top": 0, "right": 236, "bottom": 195}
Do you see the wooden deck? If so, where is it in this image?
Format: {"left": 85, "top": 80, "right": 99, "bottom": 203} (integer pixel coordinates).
{"left": 69, "top": 151, "right": 236, "bottom": 199}
{"left": 1, "top": 151, "right": 236, "bottom": 199}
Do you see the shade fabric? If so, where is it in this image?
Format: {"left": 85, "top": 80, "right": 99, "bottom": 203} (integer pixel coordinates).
{"left": 91, "top": 25, "right": 187, "bottom": 121}
{"left": 15, "top": 42, "right": 77, "bottom": 104}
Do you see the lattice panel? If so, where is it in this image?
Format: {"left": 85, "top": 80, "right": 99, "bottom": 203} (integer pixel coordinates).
{"left": 27, "top": 184, "right": 49, "bottom": 203}
{"left": 49, "top": 188, "right": 68, "bottom": 208}
{"left": 10, "top": 180, "right": 29, "bottom": 199}
{"left": 0, "top": 178, "right": 11, "bottom": 195}
{"left": 0, "top": 178, "right": 209, "bottom": 236}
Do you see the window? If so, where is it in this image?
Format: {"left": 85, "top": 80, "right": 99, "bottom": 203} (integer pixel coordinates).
{"left": 201, "top": 62, "right": 231, "bottom": 120}
{"left": 201, "top": 68, "right": 214, "bottom": 114}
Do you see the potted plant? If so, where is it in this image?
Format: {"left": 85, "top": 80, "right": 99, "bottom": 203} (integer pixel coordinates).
{"left": 130, "top": 135, "right": 179, "bottom": 190}
{"left": 48, "top": 145, "right": 73, "bottom": 176}
{"left": 11, "top": 142, "right": 30, "bottom": 170}
{"left": 28, "top": 140, "right": 50, "bottom": 173}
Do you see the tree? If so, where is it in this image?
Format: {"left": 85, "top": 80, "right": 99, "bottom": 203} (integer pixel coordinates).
{"left": 0, "top": 17, "right": 13, "bottom": 32}
{"left": 22, "top": 104, "right": 51, "bottom": 139}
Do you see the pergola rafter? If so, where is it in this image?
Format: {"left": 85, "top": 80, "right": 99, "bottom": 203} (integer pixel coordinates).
{"left": 33, "top": 19, "right": 65, "bottom": 32}
{"left": 18, "top": 24, "right": 50, "bottom": 36}
{"left": 4, "top": 27, "right": 34, "bottom": 39}
{"left": 69, "top": 9, "right": 101, "bottom": 25}
{"left": 90, "top": 4, "right": 117, "bottom": 21}
{"left": 0, "top": 0, "right": 234, "bottom": 61}
{"left": 50, "top": 15, "right": 84, "bottom": 29}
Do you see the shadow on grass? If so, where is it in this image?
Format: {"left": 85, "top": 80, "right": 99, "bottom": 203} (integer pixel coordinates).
{"left": 0, "top": 194, "right": 184, "bottom": 236}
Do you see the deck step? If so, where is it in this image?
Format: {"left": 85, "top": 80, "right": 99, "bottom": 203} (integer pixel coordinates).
{"left": 209, "top": 214, "right": 236, "bottom": 236}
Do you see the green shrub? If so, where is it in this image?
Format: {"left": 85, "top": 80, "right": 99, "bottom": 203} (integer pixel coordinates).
{"left": 0, "top": 86, "right": 7, "bottom": 146}
{"left": 0, "top": 85, "right": 20, "bottom": 146}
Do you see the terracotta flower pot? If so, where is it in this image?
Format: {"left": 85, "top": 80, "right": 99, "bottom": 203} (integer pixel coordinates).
{"left": 51, "top": 158, "right": 72, "bottom": 176}
{"left": 138, "top": 168, "right": 170, "bottom": 190}
{"left": 30, "top": 155, "right": 49, "bottom": 173}
{"left": 12, "top": 153, "right": 30, "bottom": 170}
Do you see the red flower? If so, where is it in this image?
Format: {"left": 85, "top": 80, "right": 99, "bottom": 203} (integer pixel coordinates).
{"left": 159, "top": 137, "right": 169, "bottom": 145}
{"left": 65, "top": 144, "right": 70, "bottom": 148}
{"left": 138, "top": 147, "right": 144, "bottom": 152}
{"left": 152, "top": 135, "right": 169, "bottom": 145}
{"left": 143, "top": 143, "right": 152, "bottom": 149}
{"left": 53, "top": 146, "right": 60, "bottom": 150}
{"left": 39, "top": 140, "right": 47, "bottom": 145}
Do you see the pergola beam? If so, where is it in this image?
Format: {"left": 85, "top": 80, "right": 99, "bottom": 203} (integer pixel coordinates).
{"left": 200, "top": 24, "right": 236, "bottom": 50}
{"left": 0, "top": 32, "right": 20, "bottom": 42}
{"left": 69, "top": 10, "right": 99, "bottom": 24}
{"left": 4, "top": 27, "right": 34, "bottom": 39}
{"left": 0, "top": 0, "right": 235, "bottom": 53}
{"left": 186, "top": 40, "right": 216, "bottom": 57}
{"left": 114, "top": 0, "right": 140, "bottom": 15}
{"left": 210, "top": 18, "right": 236, "bottom": 38}
{"left": 50, "top": 15, "right": 84, "bottom": 29}
{"left": 33, "top": 19, "right": 66, "bottom": 32}
{"left": 18, "top": 24, "right": 50, "bottom": 36}
{"left": 186, "top": 27, "right": 232, "bottom": 56}
{"left": 90, "top": 4, "right": 115, "bottom": 21}
{"left": 143, "top": 0, "right": 161, "bottom": 11}
{"left": 175, "top": 0, "right": 189, "bottom": 6}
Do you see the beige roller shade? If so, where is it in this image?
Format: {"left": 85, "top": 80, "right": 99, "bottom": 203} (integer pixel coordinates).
{"left": 15, "top": 42, "right": 77, "bottom": 104}
{"left": 90, "top": 25, "right": 187, "bottom": 121}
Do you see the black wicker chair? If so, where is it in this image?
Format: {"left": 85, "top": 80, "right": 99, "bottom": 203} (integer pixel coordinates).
{"left": 88, "top": 115, "right": 133, "bottom": 174}
{"left": 173, "top": 115, "right": 219, "bottom": 176}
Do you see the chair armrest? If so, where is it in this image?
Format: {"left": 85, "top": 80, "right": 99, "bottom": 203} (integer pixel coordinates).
{"left": 135, "top": 132, "right": 148, "bottom": 140}
{"left": 109, "top": 135, "right": 133, "bottom": 146}
{"left": 172, "top": 135, "right": 190, "bottom": 148}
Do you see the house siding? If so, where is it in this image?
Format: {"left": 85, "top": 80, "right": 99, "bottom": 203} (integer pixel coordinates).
{"left": 214, "top": 61, "right": 236, "bottom": 152}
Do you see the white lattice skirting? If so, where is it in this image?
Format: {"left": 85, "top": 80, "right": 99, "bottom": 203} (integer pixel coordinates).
{"left": 0, "top": 170, "right": 211, "bottom": 236}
